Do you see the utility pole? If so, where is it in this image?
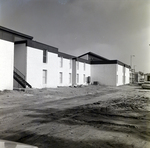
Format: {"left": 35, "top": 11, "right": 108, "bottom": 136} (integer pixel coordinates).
{"left": 130, "top": 55, "right": 135, "bottom": 84}
{"left": 130, "top": 55, "right": 135, "bottom": 70}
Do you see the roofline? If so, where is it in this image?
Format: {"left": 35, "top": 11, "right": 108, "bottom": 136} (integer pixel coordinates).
{"left": 78, "top": 52, "right": 110, "bottom": 61}
{"left": 15, "top": 40, "right": 58, "bottom": 54}
{"left": 0, "top": 26, "right": 33, "bottom": 40}
{"left": 91, "top": 60, "right": 130, "bottom": 68}
{"left": 72, "top": 57, "right": 91, "bottom": 64}
{"left": 58, "top": 52, "right": 76, "bottom": 59}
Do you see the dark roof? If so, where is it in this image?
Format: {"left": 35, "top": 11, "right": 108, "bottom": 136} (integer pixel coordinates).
{"left": 78, "top": 52, "right": 110, "bottom": 61}
{"left": 15, "top": 40, "right": 58, "bottom": 54}
{"left": 91, "top": 60, "right": 130, "bottom": 68}
{"left": 58, "top": 52, "right": 76, "bottom": 59}
{"left": 72, "top": 57, "right": 91, "bottom": 64}
{"left": 58, "top": 52, "right": 90, "bottom": 64}
{"left": 0, "top": 26, "right": 33, "bottom": 40}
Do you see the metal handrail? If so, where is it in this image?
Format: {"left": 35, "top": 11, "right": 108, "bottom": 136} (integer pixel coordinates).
{"left": 14, "top": 67, "right": 25, "bottom": 80}
{"left": 14, "top": 67, "right": 32, "bottom": 88}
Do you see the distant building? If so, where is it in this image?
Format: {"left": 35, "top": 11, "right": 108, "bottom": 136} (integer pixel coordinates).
{"left": 144, "top": 73, "right": 150, "bottom": 81}
{"left": 0, "top": 26, "right": 130, "bottom": 91}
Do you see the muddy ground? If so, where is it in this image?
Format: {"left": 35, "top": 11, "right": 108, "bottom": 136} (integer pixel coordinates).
{"left": 0, "top": 84, "right": 150, "bottom": 148}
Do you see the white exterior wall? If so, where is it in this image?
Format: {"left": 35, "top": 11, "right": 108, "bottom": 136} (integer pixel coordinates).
{"left": 58, "top": 57, "right": 72, "bottom": 86}
{"left": 26, "top": 47, "right": 58, "bottom": 88}
{"left": 85, "top": 63, "right": 91, "bottom": 83}
{"left": 76, "top": 62, "right": 91, "bottom": 85}
{"left": 91, "top": 64, "right": 116, "bottom": 86}
{"left": 0, "top": 39, "right": 14, "bottom": 90}
{"left": 116, "top": 64, "right": 124, "bottom": 86}
{"left": 125, "top": 67, "right": 130, "bottom": 84}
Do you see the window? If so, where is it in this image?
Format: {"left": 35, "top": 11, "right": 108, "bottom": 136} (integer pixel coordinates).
{"left": 69, "top": 59, "right": 72, "bottom": 69}
{"left": 83, "top": 74, "right": 86, "bottom": 83}
{"left": 76, "top": 61, "right": 79, "bottom": 70}
{"left": 60, "top": 72, "right": 63, "bottom": 83}
{"left": 116, "top": 75, "right": 118, "bottom": 84}
{"left": 69, "top": 73, "right": 72, "bottom": 83}
{"left": 43, "top": 50, "right": 47, "bottom": 63}
{"left": 43, "top": 70, "right": 47, "bottom": 84}
{"left": 77, "top": 74, "right": 79, "bottom": 83}
{"left": 84, "top": 63, "right": 86, "bottom": 71}
{"left": 60, "top": 57, "right": 63, "bottom": 67}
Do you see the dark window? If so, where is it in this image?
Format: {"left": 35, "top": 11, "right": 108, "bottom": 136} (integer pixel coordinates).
{"left": 43, "top": 50, "right": 47, "bottom": 63}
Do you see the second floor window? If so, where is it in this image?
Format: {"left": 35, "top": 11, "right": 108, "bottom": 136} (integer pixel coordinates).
{"left": 43, "top": 50, "right": 47, "bottom": 63}
{"left": 84, "top": 63, "right": 86, "bottom": 70}
{"left": 60, "top": 57, "right": 63, "bottom": 67}
{"left": 69, "top": 59, "right": 72, "bottom": 69}
{"left": 76, "top": 61, "right": 79, "bottom": 70}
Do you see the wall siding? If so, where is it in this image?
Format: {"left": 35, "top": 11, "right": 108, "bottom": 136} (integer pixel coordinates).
{"left": 58, "top": 57, "right": 72, "bottom": 86}
{"left": 26, "top": 46, "right": 58, "bottom": 88}
{"left": 125, "top": 67, "right": 130, "bottom": 84}
{"left": 14, "top": 43, "right": 27, "bottom": 76}
{"left": 0, "top": 39, "right": 14, "bottom": 90}
{"left": 91, "top": 64, "right": 116, "bottom": 86}
{"left": 76, "top": 62, "right": 91, "bottom": 85}
{"left": 116, "top": 64, "right": 124, "bottom": 86}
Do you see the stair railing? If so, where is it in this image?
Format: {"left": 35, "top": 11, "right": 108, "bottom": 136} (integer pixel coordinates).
{"left": 14, "top": 67, "right": 25, "bottom": 80}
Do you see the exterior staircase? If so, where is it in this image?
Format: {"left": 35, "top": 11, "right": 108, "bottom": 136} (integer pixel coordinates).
{"left": 14, "top": 67, "right": 32, "bottom": 88}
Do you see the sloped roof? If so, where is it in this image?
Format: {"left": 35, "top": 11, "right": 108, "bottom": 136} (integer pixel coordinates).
{"left": 78, "top": 52, "right": 110, "bottom": 61}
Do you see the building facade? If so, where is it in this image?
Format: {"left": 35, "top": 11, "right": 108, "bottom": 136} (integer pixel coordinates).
{"left": 0, "top": 26, "right": 130, "bottom": 91}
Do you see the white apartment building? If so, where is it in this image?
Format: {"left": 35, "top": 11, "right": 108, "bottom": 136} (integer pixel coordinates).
{"left": 0, "top": 26, "right": 130, "bottom": 91}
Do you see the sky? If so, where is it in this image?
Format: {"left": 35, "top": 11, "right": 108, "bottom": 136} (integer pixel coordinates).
{"left": 0, "top": 0, "right": 150, "bottom": 73}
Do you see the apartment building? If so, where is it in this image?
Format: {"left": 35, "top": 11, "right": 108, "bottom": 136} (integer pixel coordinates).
{"left": 0, "top": 26, "right": 130, "bottom": 91}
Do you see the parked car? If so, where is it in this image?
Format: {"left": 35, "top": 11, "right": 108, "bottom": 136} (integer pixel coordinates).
{"left": 138, "top": 78, "right": 144, "bottom": 85}
{"left": 142, "top": 81, "right": 150, "bottom": 89}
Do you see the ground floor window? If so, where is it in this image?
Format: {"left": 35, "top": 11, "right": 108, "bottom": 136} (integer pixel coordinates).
{"left": 83, "top": 74, "right": 86, "bottom": 83}
{"left": 77, "top": 74, "right": 79, "bottom": 83}
{"left": 69, "top": 73, "right": 72, "bottom": 84}
{"left": 60, "top": 72, "right": 63, "bottom": 83}
{"left": 43, "top": 70, "right": 47, "bottom": 84}
{"left": 116, "top": 75, "right": 118, "bottom": 84}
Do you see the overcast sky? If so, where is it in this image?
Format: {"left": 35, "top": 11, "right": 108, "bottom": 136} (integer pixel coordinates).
{"left": 0, "top": 0, "right": 150, "bottom": 72}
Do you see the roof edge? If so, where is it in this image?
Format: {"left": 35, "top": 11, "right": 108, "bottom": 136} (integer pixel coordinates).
{"left": 91, "top": 60, "right": 130, "bottom": 68}
{"left": 78, "top": 52, "right": 110, "bottom": 61}
{"left": 0, "top": 26, "right": 33, "bottom": 40}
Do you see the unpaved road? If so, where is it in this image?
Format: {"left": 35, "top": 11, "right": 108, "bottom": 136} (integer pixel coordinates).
{"left": 0, "top": 85, "right": 150, "bottom": 148}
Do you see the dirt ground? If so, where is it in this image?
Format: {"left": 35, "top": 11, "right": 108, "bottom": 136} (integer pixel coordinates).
{"left": 0, "top": 84, "right": 150, "bottom": 148}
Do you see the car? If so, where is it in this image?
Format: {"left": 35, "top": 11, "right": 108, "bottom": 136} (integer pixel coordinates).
{"left": 142, "top": 81, "right": 150, "bottom": 89}
{"left": 138, "top": 78, "right": 144, "bottom": 85}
